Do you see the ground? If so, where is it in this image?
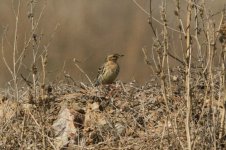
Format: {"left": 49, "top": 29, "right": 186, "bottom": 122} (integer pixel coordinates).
{"left": 0, "top": 67, "right": 225, "bottom": 149}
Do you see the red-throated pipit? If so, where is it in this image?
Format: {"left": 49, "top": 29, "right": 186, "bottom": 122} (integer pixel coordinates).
{"left": 94, "top": 54, "right": 124, "bottom": 86}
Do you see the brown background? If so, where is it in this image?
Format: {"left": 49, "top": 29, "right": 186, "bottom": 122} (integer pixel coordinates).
{"left": 0, "top": 0, "right": 225, "bottom": 87}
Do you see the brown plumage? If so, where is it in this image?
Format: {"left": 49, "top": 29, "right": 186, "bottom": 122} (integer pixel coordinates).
{"left": 94, "top": 54, "right": 124, "bottom": 86}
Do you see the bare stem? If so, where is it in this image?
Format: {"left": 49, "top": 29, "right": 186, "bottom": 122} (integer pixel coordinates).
{"left": 73, "top": 59, "right": 95, "bottom": 88}
{"left": 12, "top": 0, "right": 20, "bottom": 101}
{"left": 185, "top": 0, "right": 193, "bottom": 149}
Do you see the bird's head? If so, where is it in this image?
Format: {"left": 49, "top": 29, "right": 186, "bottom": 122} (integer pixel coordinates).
{"left": 106, "top": 54, "right": 124, "bottom": 62}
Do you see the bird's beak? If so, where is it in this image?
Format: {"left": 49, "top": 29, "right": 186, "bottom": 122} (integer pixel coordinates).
{"left": 119, "top": 54, "right": 124, "bottom": 57}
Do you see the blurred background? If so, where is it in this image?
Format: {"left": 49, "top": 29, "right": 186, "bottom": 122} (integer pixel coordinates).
{"left": 0, "top": 0, "right": 225, "bottom": 88}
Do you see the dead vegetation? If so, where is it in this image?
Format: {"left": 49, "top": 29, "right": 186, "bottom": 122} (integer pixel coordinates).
{"left": 0, "top": 69, "right": 225, "bottom": 149}
{"left": 0, "top": 0, "right": 226, "bottom": 149}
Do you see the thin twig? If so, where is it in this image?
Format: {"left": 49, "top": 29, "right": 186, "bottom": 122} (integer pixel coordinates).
{"left": 73, "top": 59, "right": 95, "bottom": 88}
{"left": 132, "top": 0, "right": 183, "bottom": 34}
{"left": 185, "top": 0, "right": 192, "bottom": 149}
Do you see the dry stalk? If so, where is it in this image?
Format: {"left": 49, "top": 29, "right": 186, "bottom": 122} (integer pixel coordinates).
{"left": 73, "top": 59, "right": 95, "bottom": 88}
{"left": 147, "top": 1, "right": 186, "bottom": 148}
{"left": 158, "top": 1, "right": 170, "bottom": 113}
{"left": 148, "top": 0, "right": 170, "bottom": 113}
{"left": 219, "top": 9, "right": 226, "bottom": 140}
{"left": 12, "top": 0, "right": 20, "bottom": 101}
{"left": 41, "top": 49, "right": 48, "bottom": 100}
{"left": 161, "top": 1, "right": 172, "bottom": 96}
{"left": 1, "top": 0, "right": 21, "bottom": 101}
{"left": 174, "top": 0, "right": 187, "bottom": 64}
{"left": 30, "top": 0, "right": 38, "bottom": 99}
{"left": 194, "top": 0, "right": 203, "bottom": 64}
{"left": 207, "top": 18, "right": 217, "bottom": 150}
{"left": 185, "top": 0, "right": 192, "bottom": 149}
{"left": 1, "top": 0, "right": 46, "bottom": 101}
{"left": 132, "top": 0, "right": 183, "bottom": 34}
{"left": 149, "top": 0, "right": 184, "bottom": 67}
{"left": 142, "top": 47, "right": 155, "bottom": 73}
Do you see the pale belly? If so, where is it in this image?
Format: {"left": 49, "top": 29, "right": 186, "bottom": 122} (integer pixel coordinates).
{"left": 101, "top": 69, "right": 119, "bottom": 84}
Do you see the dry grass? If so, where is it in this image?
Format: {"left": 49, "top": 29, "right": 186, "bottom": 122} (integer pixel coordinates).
{"left": 0, "top": 0, "right": 226, "bottom": 149}
{"left": 0, "top": 67, "right": 225, "bottom": 149}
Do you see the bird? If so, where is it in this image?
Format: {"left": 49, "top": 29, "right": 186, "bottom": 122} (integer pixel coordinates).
{"left": 94, "top": 54, "right": 124, "bottom": 86}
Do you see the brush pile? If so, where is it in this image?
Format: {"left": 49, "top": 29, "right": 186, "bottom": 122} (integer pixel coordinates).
{"left": 0, "top": 67, "right": 225, "bottom": 149}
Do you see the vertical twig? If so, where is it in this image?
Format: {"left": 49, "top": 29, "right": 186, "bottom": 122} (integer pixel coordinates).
{"left": 159, "top": 1, "right": 169, "bottom": 111}
{"left": 219, "top": 8, "right": 226, "bottom": 140}
{"left": 30, "top": 0, "right": 38, "bottom": 99}
{"left": 208, "top": 20, "right": 217, "bottom": 150}
{"left": 162, "top": 0, "right": 172, "bottom": 96}
{"left": 12, "top": 0, "right": 21, "bottom": 101}
{"left": 194, "top": 0, "right": 203, "bottom": 65}
{"left": 41, "top": 49, "right": 48, "bottom": 100}
{"left": 174, "top": 0, "right": 186, "bottom": 63}
{"left": 185, "top": 0, "right": 192, "bottom": 149}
